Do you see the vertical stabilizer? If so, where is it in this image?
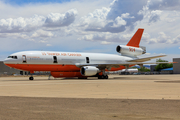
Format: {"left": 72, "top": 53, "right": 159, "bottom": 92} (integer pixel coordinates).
{"left": 126, "top": 28, "right": 144, "bottom": 47}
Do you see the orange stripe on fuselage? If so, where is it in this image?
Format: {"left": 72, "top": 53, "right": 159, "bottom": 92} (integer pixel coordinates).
{"left": 51, "top": 72, "right": 84, "bottom": 78}
{"left": 5, "top": 64, "right": 80, "bottom": 72}
{"left": 5, "top": 64, "right": 135, "bottom": 72}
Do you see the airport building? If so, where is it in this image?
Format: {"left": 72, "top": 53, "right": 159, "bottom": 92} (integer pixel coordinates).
{"left": 0, "top": 61, "right": 50, "bottom": 76}
{"left": 150, "top": 65, "right": 157, "bottom": 72}
{"left": 173, "top": 58, "right": 180, "bottom": 74}
{"left": 0, "top": 61, "right": 27, "bottom": 75}
{"left": 160, "top": 68, "right": 173, "bottom": 74}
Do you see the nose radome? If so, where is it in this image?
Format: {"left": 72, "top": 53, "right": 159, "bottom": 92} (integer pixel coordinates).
{"left": 3, "top": 58, "right": 12, "bottom": 64}
{"left": 3, "top": 58, "right": 8, "bottom": 64}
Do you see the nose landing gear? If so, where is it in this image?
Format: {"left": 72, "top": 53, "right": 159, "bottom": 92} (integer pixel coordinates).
{"left": 29, "top": 71, "right": 34, "bottom": 80}
{"left": 29, "top": 76, "right": 34, "bottom": 80}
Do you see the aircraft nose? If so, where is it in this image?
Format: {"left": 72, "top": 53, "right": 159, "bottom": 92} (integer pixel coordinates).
{"left": 3, "top": 58, "right": 8, "bottom": 64}
{"left": 3, "top": 58, "right": 13, "bottom": 64}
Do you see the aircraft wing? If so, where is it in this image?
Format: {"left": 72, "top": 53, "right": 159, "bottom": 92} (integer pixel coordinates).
{"left": 75, "top": 62, "right": 171, "bottom": 70}
{"left": 75, "top": 55, "right": 171, "bottom": 70}
{"left": 127, "top": 55, "right": 166, "bottom": 62}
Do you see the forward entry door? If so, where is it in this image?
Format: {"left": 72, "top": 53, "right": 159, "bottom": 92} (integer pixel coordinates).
{"left": 22, "top": 55, "right": 27, "bottom": 63}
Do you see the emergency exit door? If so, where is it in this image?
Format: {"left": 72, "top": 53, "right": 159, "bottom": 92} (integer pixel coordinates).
{"left": 86, "top": 57, "right": 89, "bottom": 63}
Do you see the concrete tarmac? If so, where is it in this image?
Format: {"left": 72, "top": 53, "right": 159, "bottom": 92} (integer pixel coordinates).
{"left": 0, "top": 75, "right": 180, "bottom": 99}
{"left": 0, "top": 75, "right": 180, "bottom": 119}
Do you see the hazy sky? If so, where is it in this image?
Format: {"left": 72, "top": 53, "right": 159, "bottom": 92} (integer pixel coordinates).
{"left": 1, "top": 0, "right": 180, "bottom": 61}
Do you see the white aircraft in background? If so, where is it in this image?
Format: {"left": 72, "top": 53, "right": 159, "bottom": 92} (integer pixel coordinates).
{"left": 4, "top": 28, "right": 167, "bottom": 80}
{"left": 120, "top": 69, "right": 138, "bottom": 73}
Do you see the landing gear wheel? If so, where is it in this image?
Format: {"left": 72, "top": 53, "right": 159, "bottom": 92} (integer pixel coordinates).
{"left": 98, "top": 76, "right": 102, "bottom": 79}
{"left": 29, "top": 77, "right": 34, "bottom": 80}
{"left": 105, "top": 75, "right": 108, "bottom": 79}
{"left": 98, "top": 75, "right": 108, "bottom": 79}
{"left": 78, "top": 77, "right": 87, "bottom": 79}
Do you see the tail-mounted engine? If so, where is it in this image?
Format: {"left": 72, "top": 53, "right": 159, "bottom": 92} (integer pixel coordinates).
{"left": 80, "top": 66, "right": 100, "bottom": 76}
{"left": 116, "top": 45, "right": 146, "bottom": 57}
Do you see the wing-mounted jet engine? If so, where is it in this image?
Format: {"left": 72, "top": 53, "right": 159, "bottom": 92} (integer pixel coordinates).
{"left": 80, "top": 66, "right": 100, "bottom": 76}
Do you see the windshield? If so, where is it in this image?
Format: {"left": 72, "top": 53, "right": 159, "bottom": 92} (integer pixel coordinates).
{"left": 8, "top": 56, "right": 18, "bottom": 59}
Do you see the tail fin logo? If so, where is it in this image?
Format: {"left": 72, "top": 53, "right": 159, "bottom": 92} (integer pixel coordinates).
{"left": 129, "top": 47, "right": 135, "bottom": 52}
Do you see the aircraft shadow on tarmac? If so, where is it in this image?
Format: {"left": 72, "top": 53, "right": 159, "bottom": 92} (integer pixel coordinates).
{"left": 0, "top": 77, "right": 110, "bottom": 81}
{"left": 49, "top": 78, "right": 109, "bottom": 81}
{"left": 112, "top": 77, "right": 155, "bottom": 80}
{"left": 1, "top": 77, "right": 126, "bottom": 81}
{"left": 1, "top": 76, "right": 170, "bottom": 81}
{"left": 1, "top": 79, "right": 48, "bottom": 82}
{"left": 155, "top": 80, "right": 180, "bottom": 83}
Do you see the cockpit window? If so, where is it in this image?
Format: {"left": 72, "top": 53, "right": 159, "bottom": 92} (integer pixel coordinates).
{"left": 8, "top": 56, "right": 18, "bottom": 59}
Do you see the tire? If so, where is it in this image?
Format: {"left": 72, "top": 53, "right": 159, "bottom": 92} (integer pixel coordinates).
{"left": 98, "top": 75, "right": 108, "bottom": 79}
{"left": 105, "top": 75, "right": 108, "bottom": 79}
{"left": 78, "top": 77, "right": 87, "bottom": 79}
{"left": 29, "top": 77, "right": 34, "bottom": 80}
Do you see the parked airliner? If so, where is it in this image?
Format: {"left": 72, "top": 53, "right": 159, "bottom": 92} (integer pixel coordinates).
{"left": 4, "top": 28, "right": 167, "bottom": 80}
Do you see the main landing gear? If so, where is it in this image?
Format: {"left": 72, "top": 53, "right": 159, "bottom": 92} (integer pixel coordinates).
{"left": 98, "top": 69, "right": 109, "bottom": 79}
{"left": 97, "top": 69, "right": 109, "bottom": 79}
{"left": 98, "top": 75, "right": 108, "bottom": 79}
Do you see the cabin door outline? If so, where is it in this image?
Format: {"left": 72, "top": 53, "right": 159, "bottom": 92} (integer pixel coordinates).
{"left": 22, "top": 55, "right": 27, "bottom": 63}
{"left": 53, "top": 56, "right": 58, "bottom": 63}
{"left": 86, "top": 57, "right": 90, "bottom": 63}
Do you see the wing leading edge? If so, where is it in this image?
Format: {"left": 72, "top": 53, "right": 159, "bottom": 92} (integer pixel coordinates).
{"left": 127, "top": 55, "right": 167, "bottom": 62}
{"left": 75, "top": 55, "right": 170, "bottom": 70}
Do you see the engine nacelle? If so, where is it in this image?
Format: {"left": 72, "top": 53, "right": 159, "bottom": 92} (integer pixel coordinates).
{"left": 116, "top": 45, "right": 145, "bottom": 57}
{"left": 80, "top": 66, "right": 100, "bottom": 76}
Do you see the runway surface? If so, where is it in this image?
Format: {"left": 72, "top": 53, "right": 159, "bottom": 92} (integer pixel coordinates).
{"left": 0, "top": 75, "right": 180, "bottom": 99}
{"left": 0, "top": 75, "right": 180, "bottom": 119}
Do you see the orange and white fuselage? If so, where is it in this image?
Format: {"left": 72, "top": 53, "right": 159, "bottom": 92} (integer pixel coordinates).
{"left": 4, "top": 51, "right": 133, "bottom": 78}
{"left": 3, "top": 28, "right": 167, "bottom": 79}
